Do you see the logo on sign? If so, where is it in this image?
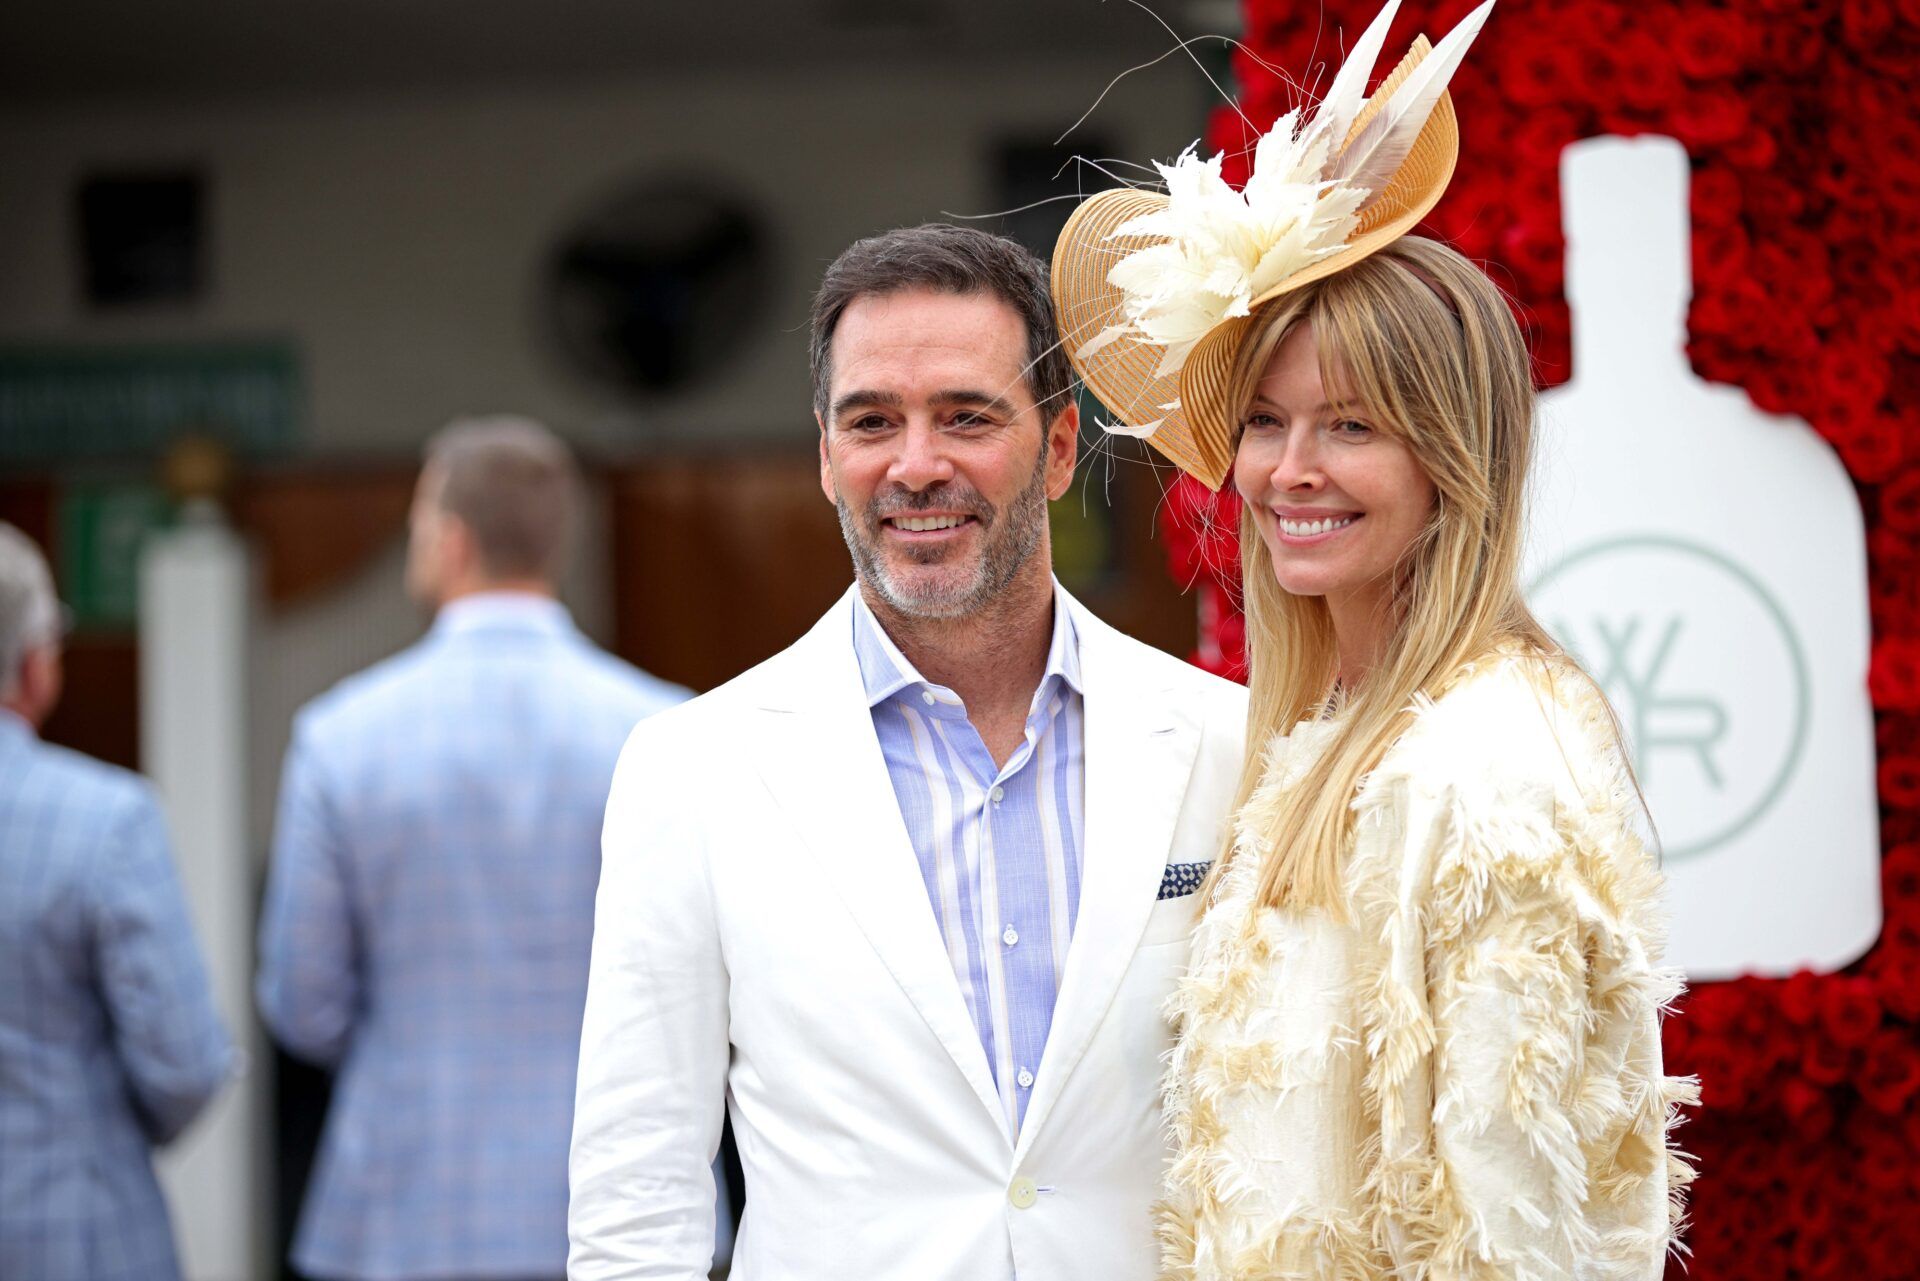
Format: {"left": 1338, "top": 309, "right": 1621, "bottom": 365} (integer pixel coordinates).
{"left": 1530, "top": 535, "right": 1810, "bottom": 861}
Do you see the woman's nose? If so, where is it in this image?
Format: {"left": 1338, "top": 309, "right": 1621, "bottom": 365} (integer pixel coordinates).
{"left": 1270, "top": 424, "right": 1325, "bottom": 491}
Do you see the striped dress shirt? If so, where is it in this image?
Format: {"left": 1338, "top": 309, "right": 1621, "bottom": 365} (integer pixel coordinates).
{"left": 852, "top": 588, "right": 1085, "bottom": 1133}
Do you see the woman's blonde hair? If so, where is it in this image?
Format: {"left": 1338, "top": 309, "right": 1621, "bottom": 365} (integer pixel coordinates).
{"left": 1220, "top": 235, "right": 1561, "bottom": 913}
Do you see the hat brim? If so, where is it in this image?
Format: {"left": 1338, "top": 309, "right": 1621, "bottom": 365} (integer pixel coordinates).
{"left": 1051, "top": 53, "right": 1460, "bottom": 490}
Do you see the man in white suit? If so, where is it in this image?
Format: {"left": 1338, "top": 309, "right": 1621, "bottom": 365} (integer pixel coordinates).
{"left": 569, "top": 224, "right": 1247, "bottom": 1280}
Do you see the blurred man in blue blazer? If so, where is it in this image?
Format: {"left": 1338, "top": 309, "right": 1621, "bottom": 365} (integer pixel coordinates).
{"left": 0, "top": 522, "right": 233, "bottom": 1281}
{"left": 257, "top": 417, "right": 690, "bottom": 1281}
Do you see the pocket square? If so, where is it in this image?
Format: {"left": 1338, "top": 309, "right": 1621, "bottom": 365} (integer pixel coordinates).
{"left": 1157, "top": 860, "right": 1213, "bottom": 901}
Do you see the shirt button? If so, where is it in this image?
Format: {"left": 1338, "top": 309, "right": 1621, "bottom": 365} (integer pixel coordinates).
{"left": 1017, "top": 1068, "right": 1034, "bottom": 1089}
{"left": 1008, "top": 1176, "right": 1038, "bottom": 1209}
{"left": 990, "top": 785, "right": 1005, "bottom": 803}
{"left": 921, "top": 690, "right": 936, "bottom": 705}
{"left": 1002, "top": 925, "right": 1018, "bottom": 947}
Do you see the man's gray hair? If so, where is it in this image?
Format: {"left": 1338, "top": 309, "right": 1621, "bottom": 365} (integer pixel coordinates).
{"left": 0, "top": 523, "right": 61, "bottom": 696}
{"left": 422, "top": 415, "right": 579, "bottom": 581}
{"left": 808, "top": 223, "right": 1074, "bottom": 424}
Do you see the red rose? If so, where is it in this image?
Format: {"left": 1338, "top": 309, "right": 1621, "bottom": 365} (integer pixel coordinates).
{"left": 1497, "top": 221, "right": 1564, "bottom": 296}
{"left": 1497, "top": 46, "right": 1565, "bottom": 108}
{"left": 1689, "top": 282, "right": 1758, "bottom": 339}
{"left": 1882, "top": 841, "right": 1920, "bottom": 910}
{"left": 1688, "top": 167, "right": 1742, "bottom": 228}
{"left": 1846, "top": 1101, "right": 1913, "bottom": 1190}
{"left": 1833, "top": 412, "right": 1908, "bottom": 485}
{"left": 1612, "top": 32, "right": 1682, "bottom": 110}
{"left": 1786, "top": 1154, "right": 1839, "bottom": 1236}
{"left": 1858, "top": 1027, "right": 1920, "bottom": 1113}
{"left": 1789, "top": 1223, "right": 1849, "bottom": 1281}
{"left": 1721, "top": 122, "right": 1779, "bottom": 172}
{"left": 1781, "top": 1077, "right": 1837, "bottom": 1140}
{"left": 1871, "top": 639, "right": 1920, "bottom": 713}
{"left": 1863, "top": 1226, "right": 1914, "bottom": 1280}
{"left": 1671, "top": 89, "right": 1751, "bottom": 150}
{"left": 1779, "top": 969, "right": 1823, "bottom": 1026}
{"left": 1802, "top": 1032, "right": 1853, "bottom": 1086}
{"left": 1818, "top": 976, "right": 1883, "bottom": 1047}
{"left": 1753, "top": 17, "right": 1828, "bottom": 75}
{"left": 1512, "top": 108, "right": 1576, "bottom": 169}
{"left": 1742, "top": 361, "right": 1807, "bottom": 417}
{"left": 1674, "top": 10, "right": 1753, "bottom": 79}
{"left": 1877, "top": 476, "right": 1920, "bottom": 542}
{"left": 1883, "top": 754, "right": 1920, "bottom": 809}
{"left": 1843, "top": 0, "right": 1898, "bottom": 48}
{"left": 1820, "top": 342, "right": 1892, "bottom": 408}
{"left": 1875, "top": 958, "right": 1920, "bottom": 1023}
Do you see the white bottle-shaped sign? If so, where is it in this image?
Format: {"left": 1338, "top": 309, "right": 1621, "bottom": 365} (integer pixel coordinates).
{"left": 1524, "top": 135, "right": 1881, "bottom": 979}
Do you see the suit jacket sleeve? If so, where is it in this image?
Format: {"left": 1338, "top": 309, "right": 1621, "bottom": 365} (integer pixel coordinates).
{"left": 569, "top": 716, "right": 729, "bottom": 1281}
{"left": 89, "top": 787, "right": 233, "bottom": 1146}
{"left": 256, "top": 721, "right": 361, "bottom": 1067}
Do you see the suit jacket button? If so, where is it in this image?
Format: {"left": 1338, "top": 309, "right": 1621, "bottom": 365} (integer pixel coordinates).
{"left": 1008, "top": 1177, "right": 1038, "bottom": 1209}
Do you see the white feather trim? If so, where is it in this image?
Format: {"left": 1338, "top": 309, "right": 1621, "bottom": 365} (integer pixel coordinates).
{"left": 1094, "top": 0, "right": 1496, "bottom": 380}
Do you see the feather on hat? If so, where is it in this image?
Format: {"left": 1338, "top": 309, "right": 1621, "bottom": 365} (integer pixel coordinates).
{"left": 1050, "top": 0, "right": 1494, "bottom": 488}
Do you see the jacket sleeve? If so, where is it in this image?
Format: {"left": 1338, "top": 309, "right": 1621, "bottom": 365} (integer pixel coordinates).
{"left": 256, "top": 722, "right": 360, "bottom": 1067}
{"left": 569, "top": 718, "right": 729, "bottom": 1281}
{"left": 90, "top": 788, "right": 234, "bottom": 1146}
{"left": 1413, "top": 775, "right": 1693, "bottom": 1281}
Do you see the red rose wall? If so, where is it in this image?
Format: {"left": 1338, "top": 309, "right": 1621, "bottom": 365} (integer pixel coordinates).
{"left": 1160, "top": 1, "right": 1920, "bottom": 1275}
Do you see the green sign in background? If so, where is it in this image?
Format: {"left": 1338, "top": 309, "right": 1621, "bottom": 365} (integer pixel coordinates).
{"left": 57, "top": 484, "right": 173, "bottom": 630}
{"left": 0, "top": 343, "right": 299, "bottom": 462}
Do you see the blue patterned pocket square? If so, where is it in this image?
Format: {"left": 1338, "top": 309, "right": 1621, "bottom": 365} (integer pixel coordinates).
{"left": 1157, "top": 860, "right": 1213, "bottom": 901}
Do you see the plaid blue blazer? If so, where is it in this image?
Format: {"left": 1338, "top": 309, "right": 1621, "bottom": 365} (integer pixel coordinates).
{"left": 0, "top": 712, "right": 233, "bottom": 1281}
{"left": 257, "top": 594, "right": 688, "bottom": 1281}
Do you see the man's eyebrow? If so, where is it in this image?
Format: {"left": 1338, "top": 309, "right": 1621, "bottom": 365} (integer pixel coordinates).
{"left": 931, "top": 389, "right": 1019, "bottom": 418}
{"left": 830, "top": 390, "right": 903, "bottom": 419}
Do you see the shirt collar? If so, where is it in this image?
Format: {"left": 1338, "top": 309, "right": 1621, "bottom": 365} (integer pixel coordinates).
{"left": 431, "top": 591, "right": 573, "bottom": 639}
{"left": 0, "top": 706, "right": 34, "bottom": 747}
{"left": 850, "top": 582, "right": 1083, "bottom": 710}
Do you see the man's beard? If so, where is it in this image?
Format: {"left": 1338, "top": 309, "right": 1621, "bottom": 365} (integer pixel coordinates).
{"left": 835, "top": 446, "right": 1051, "bottom": 621}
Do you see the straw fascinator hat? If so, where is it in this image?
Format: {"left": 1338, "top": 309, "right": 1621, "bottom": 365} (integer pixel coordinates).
{"left": 1051, "top": 0, "right": 1495, "bottom": 490}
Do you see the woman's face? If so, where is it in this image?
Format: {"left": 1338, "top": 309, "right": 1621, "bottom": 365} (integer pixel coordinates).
{"left": 1234, "top": 321, "right": 1437, "bottom": 619}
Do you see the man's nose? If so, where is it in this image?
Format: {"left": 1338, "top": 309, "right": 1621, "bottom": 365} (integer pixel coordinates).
{"left": 888, "top": 421, "right": 956, "bottom": 490}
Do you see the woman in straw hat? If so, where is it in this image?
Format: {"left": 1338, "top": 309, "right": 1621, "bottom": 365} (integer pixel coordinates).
{"left": 1052, "top": 3, "right": 1694, "bottom": 1276}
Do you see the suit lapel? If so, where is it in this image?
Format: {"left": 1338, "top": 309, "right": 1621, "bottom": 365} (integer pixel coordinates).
{"left": 1015, "top": 599, "right": 1199, "bottom": 1159}
{"left": 742, "top": 591, "right": 1010, "bottom": 1142}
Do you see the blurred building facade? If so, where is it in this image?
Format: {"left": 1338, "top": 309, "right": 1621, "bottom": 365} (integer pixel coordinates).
{"left": 0, "top": 3, "right": 1223, "bottom": 1276}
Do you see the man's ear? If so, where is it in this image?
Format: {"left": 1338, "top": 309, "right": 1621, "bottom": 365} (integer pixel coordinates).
{"left": 441, "top": 513, "right": 483, "bottom": 583}
{"left": 817, "top": 412, "right": 838, "bottom": 505}
{"left": 1044, "top": 398, "right": 1080, "bottom": 502}
{"left": 15, "top": 644, "right": 62, "bottom": 729}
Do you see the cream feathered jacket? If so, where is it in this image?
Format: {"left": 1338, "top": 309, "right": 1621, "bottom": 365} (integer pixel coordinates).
{"left": 1158, "top": 654, "right": 1696, "bottom": 1281}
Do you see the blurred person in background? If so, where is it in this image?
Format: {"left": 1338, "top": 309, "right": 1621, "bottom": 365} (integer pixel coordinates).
{"left": 256, "top": 417, "right": 691, "bottom": 1281}
{"left": 0, "top": 521, "right": 233, "bottom": 1281}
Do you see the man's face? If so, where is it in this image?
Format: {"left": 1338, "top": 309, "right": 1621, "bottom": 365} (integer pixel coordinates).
{"left": 817, "top": 288, "right": 1078, "bottom": 619}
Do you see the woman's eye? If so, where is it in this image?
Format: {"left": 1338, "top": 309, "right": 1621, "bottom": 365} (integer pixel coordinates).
{"left": 1332, "top": 419, "right": 1374, "bottom": 438}
{"left": 1241, "top": 413, "right": 1280, "bottom": 432}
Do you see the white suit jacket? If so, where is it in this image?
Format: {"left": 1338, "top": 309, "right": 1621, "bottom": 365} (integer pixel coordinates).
{"left": 569, "top": 586, "right": 1248, "bottom": 1281}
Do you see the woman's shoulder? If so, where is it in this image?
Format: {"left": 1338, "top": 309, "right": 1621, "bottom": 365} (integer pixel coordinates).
{"left": 1366, "top": 647, "right": 1632, "bottom": 818}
